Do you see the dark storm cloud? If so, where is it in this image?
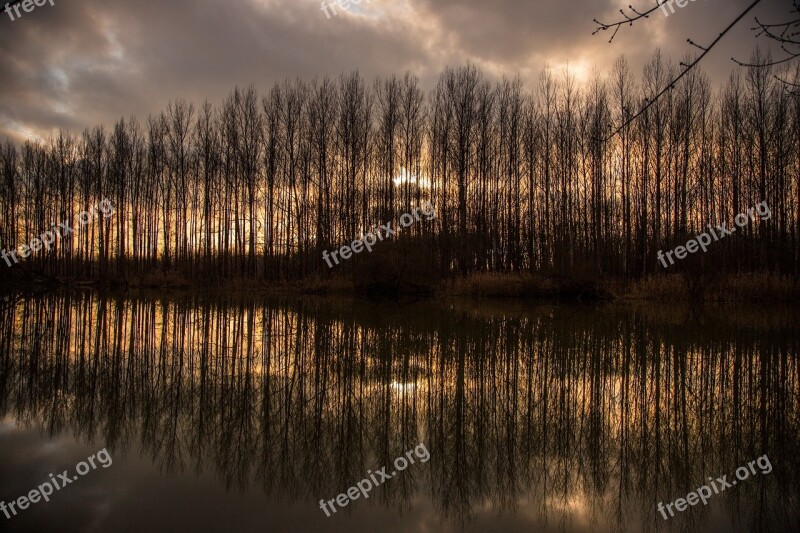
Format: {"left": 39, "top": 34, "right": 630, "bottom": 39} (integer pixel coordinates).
{"left": 0, "top": 0, "right": 792, "bottom": 143}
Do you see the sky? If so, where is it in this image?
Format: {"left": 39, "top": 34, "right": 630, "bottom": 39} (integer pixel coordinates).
{"left": 0, "top": 0, "right": 792, "bottom": 144}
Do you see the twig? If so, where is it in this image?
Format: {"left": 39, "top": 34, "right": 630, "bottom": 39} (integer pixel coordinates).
{"left": 733, "top": 3, "right": 800, "bottom": 68}
{"left": 598, "top": 0, "right": 764, "bottom": 141}
{"left": 593, "top": 3, "right": 664, "bottom": 43}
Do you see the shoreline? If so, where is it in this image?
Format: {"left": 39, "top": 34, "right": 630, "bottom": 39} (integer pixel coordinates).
{"left": 1, "top": 271, "right": 797, "bottom": 304}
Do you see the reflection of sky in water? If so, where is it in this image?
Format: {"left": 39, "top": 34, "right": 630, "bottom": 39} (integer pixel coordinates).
{"left": 0, "top": 297, "right": 797, "bottom": 532}
{"left": 0, "top": 421, "right": 548, "bottom": 532}
{"left": 0, "top": 420, "right": 767, "bottom": 533}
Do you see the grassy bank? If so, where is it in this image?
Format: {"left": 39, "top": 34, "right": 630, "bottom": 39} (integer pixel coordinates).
{"left": 2, "top": 266, "right": 798, "bottom": 303}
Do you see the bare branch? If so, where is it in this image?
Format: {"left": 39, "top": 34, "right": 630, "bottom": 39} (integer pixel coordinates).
{"left": 775, "top": 72, "right": 800, "bottom": 95}
{"left": 595, "top": 0, "right": 764, "bottom": 141}
{"left": 733, "top": 2, "right": 800, "bottom": 67}
{"left": 593, "top": 3, "right": 664, "bottom": 43}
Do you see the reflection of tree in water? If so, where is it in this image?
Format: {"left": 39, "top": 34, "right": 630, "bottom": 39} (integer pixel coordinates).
{"left": 0, "top": 295, "right": 798, "bottom": 532}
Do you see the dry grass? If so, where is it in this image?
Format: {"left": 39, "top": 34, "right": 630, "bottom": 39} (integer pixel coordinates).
{"left": 10, "top": 265, "right": 796, "bottom": 304}
{"left": 298, "top": 275, "right": 354, "bottom": 295}
{"left": 621, "top": 273, "right": 800, "bottom": 303}
{"left": 450, "top": 271, "right": 800, "bottom": 303}
{"left": 620, "top": 275, "right": 688, "bottom": 301}
{"left": 442, "top": 272, "right": 608, "bottom": 299}
{"left": 444, "top": 272, "right": 538, "bottom": 297}
{"left": 707, "top": 272, "right": 800, "bottom": 303}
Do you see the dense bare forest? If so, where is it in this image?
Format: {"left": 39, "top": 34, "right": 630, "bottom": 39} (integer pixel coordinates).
{"left": 1, "top": 50, "right": 798, "bottom": 285}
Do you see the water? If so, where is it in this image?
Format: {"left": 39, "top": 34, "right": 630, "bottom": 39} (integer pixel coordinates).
{"left": 0, "top": 293, "right": 798, "bottom": 532}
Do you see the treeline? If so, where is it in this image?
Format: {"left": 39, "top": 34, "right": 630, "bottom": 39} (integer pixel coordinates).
{"left": 0, "top": 50, "right": 798, "bottom": 283}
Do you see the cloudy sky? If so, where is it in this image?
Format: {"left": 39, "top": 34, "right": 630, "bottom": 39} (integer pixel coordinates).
{"left": 0, "top": 0, "right": 790, "bottom": 143}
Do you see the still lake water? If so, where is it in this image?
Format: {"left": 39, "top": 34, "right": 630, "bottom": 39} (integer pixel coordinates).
{"left": 0, "top": 292, "right": 798, "bottom": 533}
